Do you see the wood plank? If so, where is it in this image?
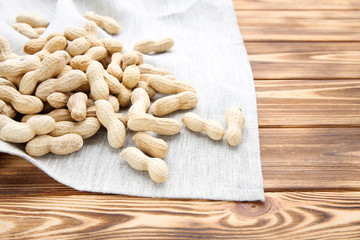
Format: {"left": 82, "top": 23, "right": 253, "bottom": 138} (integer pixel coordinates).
{"left": 256, "top": 80, "right": 360, "bottom": 127}
{"left": 233, "top": 0, "right": 360, "bottom": 10}
{"left": 1, "top": 128, "right": 360, "bottom": 195}
{"left": 245, "top": 42, "right": 360, "bottom": 79}
{"left": 236, "top": 11, "right": 360, "bottom": 41}
{"left": 1, "top": 192, "right": 360, "bottom": 239}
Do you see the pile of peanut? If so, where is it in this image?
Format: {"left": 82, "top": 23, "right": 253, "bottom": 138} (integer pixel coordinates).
{"left": 0, "top": 12, "right": 245, "bottom": 183}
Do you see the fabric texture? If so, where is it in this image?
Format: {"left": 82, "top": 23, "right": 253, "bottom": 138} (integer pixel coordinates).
{"left": 0, "top": 0, "right": 264, "bottom": 201}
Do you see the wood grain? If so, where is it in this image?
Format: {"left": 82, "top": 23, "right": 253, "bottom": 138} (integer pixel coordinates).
{"left": 256, "top": 80, "right": 360, "bottom": 127}
{"left": 1, "top": 192, "right": 360, "bottom": 239}
{"left": 236, "top": 11, "right": 360, "bottom": 41}
{"left": 234, "top": 0, "right": 360, "bottom": 10}
{"left": 246, "top": 42, "right": 360, "bottom": 79}
{"left": 2, "top": 127, "right": 360, "bottom": 195}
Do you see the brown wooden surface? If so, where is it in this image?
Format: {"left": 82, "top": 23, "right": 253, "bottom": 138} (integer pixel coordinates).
{"left": 1, "top": 0, "right": 360, "bottom": 239}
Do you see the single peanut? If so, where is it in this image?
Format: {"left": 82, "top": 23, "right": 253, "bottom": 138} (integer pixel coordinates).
{"left": 50, "top": 117, "right": 101, "bottom": 139}
{"left": 101, "top": 38, "right": 123, "bottom": 54}
{"left": 25, "top": 133, "right": 83, "bottom": 156}
{"left": 128, "top": 114, "right": 181, "bottom": 135}
{"left": 95, "top": 99, "right": 125, "bottom": 148}
{"left": 84, "top": 11, "right": 120, "bottom": 35}
{"left": 67, "top": 92, "right": 88, "bottom": 121}
{"left": 1, "top": 103, "right": 16, "bottom": 118}
{"left": 0, "top": 55, "right": 40, "bottom": 78}
{"left": 35, "top": 36, "right": 68, "bottom": 60}
{"left": 106, "top": 52, "right": 123, "bottom": 80}
{"left": 134, "top": 38, "right": 174, "bottom": 54}
{"left": 0, "top": 115, "right": 55, "bottom": 143}
{"left": 19, "top": 50, "right": 71, "bottom": 95}
{"left": 138, "top": 63, "right": 172, "bottom": 76}
{"left": 0, "top": 34, "right": 18, "bottom": 62}
{"left": 103, "top": 70, "right": 123, "bottom": 94}
{"left": 66, "top": 37, "right": 91, "bottom": 56}
{"left": 120, "top": 147, "right": 168, "bottom": 183}
{"left": 225, "top": 106, "right": 245, "bottom": 146}
{"left": 16, "top": 12, "right": 49, "bottom": 28}
{"left": 35, "top": 70, "right": 87, "bottom": 101}
{"left": 22, "top": 108, "right": 73, "bottom": 122}
{"left": 70, "top": 46, "right": 107, "bottom": 71}
{"left": 123, "top": 65, "right": 140, "bottom": 89}
{"left": 132, "top": 132, "right": 168, "bottom": 158}
{"left": 47, "top": 92, "right": 71, "bottom": 109}
{"left": 148, "top": 75, "right": 195, "bottom": 94}
{"left": 86, "top": 61, "right": 109, "bottom": 100}
{"left": 128, "top": 88, "right": 150, "bottom": 119}
{"left": 12, "top": 23, "right": 39, "bottom": 39}
{"left": 182, "top": 113, "right": 224, "bottom": 140}
{"left": 122, "top": 51, "right": 143, "bottom": 69}
{"left": 136, "top": 80, "right": 156, "bottom": 98}
{"left": 64, "top": 27, "right": 87, "bottom": 41}
{"left": 24, "top": 32, "right": 64, "bottom": 54}
{"left": 0, "top": 86, "right": 43, "bottom": 114}
{"left": 151, "top": 91, "right": 198, "bottom": 116}
{"left": 0, "top": 77, "right": 16, "bottom": 88}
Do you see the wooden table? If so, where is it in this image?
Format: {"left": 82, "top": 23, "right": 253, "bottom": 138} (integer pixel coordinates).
{"left": 1, "top": 0, "right": 360, "bottom": 238}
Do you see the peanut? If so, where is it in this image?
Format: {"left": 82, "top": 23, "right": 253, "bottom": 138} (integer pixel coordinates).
{"left": 132, "top": 132, "right": 168, "bottom": 158}
{"left": 122, "top": 65, "right": 140, "bottom": 89}
{"left": 47, "top": 92, "right": 71, "bottom": 108}
{"left": 67, "top": 92, "right": 88, "bottom": 121}
{"left": 25, "top": 133, "right": 83, "bottom": 156}
{"left": 86, "top": 61, "right": 109, "bottom": 100}
{"left": 66, "top": 37, "right": 91, "bottom": 56}
{"left": 16, "top": 12, "right": 49, "bottom": 28}
{"left": 148, "top": 75, "right": 195, "bottom": 94}
{"left": 0, "top": 77, "right": 16, "bottom": 88}
{"left": 0, "top": 114, "right": 16, "bottom": 129}
{"left": 134, "top": 38, "right": 174, "bottom": 54}
{"left": 34, "top": 27, "right": 46, "bottom": 35}
{"left": 101, "top": 38, "right": 123, "bottom": 54}
{"left": 0, "top": 34, "right": 18, "bottom": 62}
{"left": 84, "top": 20, "right": 98, "bottom": 39}
{"left": 120, "top": 147, "right": 168, "bottom": 183}
{"left": 50, "top": 117, "right": 101, "bottom": 139}
{"left": 122, "top": 51, "right": 143, "bottom": 69}
{"left": 22, "top": 108, "right": 73, "bottom": 122}
{"left": 86, "top": 95, "right": 119, "bottom": 117}
{"left": 1, "top": 103, "right": 17, "bottom": 119}
{"left": 12, "top": 23, "right": 39, "bottom": 39}
{"left": 128, "top": 114, "right": 181, "bottom": 135}
{"left": 95, "top": 99, "right": 125, "bottom": 148}
{"left": 64, "top": 27, "right": 87, "bottom": 41}
{"left": 24, "top": 32, "right": 64, "bottom": 54}
{"left": 138, "top": 63, "right": 172, "bottom": 76}
{"left": 103, "top": 70, "right": 123, "bottom": 94}
{"left": 0, "top": 86, "right": 43, "bottom": 114}
{"left": 116, "top": 83, "right": 132, "bottom": 107}
{"left": 136, "top": 80, "right": 156, "bottom": 98}
{"left": 35, "top": 70, "right": 87, "bottom": 101}
{"left": 0, "top": 115, "right": 55, "bottom": 143}
{"left": 0, "top": 55, "right": 40, "bottom": 78}
{"left": 225, "top": 106, "right": 245, "bottom": 146}
{"left": 84, "top": 11, "right": 120, "bottom": 35}
{"left": 70, "top": 46, "right": 107, "bottom": 71}
{"left": 35, "top": 36, "right": 68, "bottom": 60}
{"left": 57, "top": 65, "right": 73, "bottom": 79}
{"left": 151, "top": 91, "right": 198, "bottom": 116}
{"left": 182, "top": 113, "right": 224, "bottom": 140}
{"left": 106, "top": 52, "right": 123, "bottom": 80}
{"left": 128, "top": 88, "right": 150, "bottom": 119}
{"left": 19, "top": 50, "right": 71, "bottom": 95}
